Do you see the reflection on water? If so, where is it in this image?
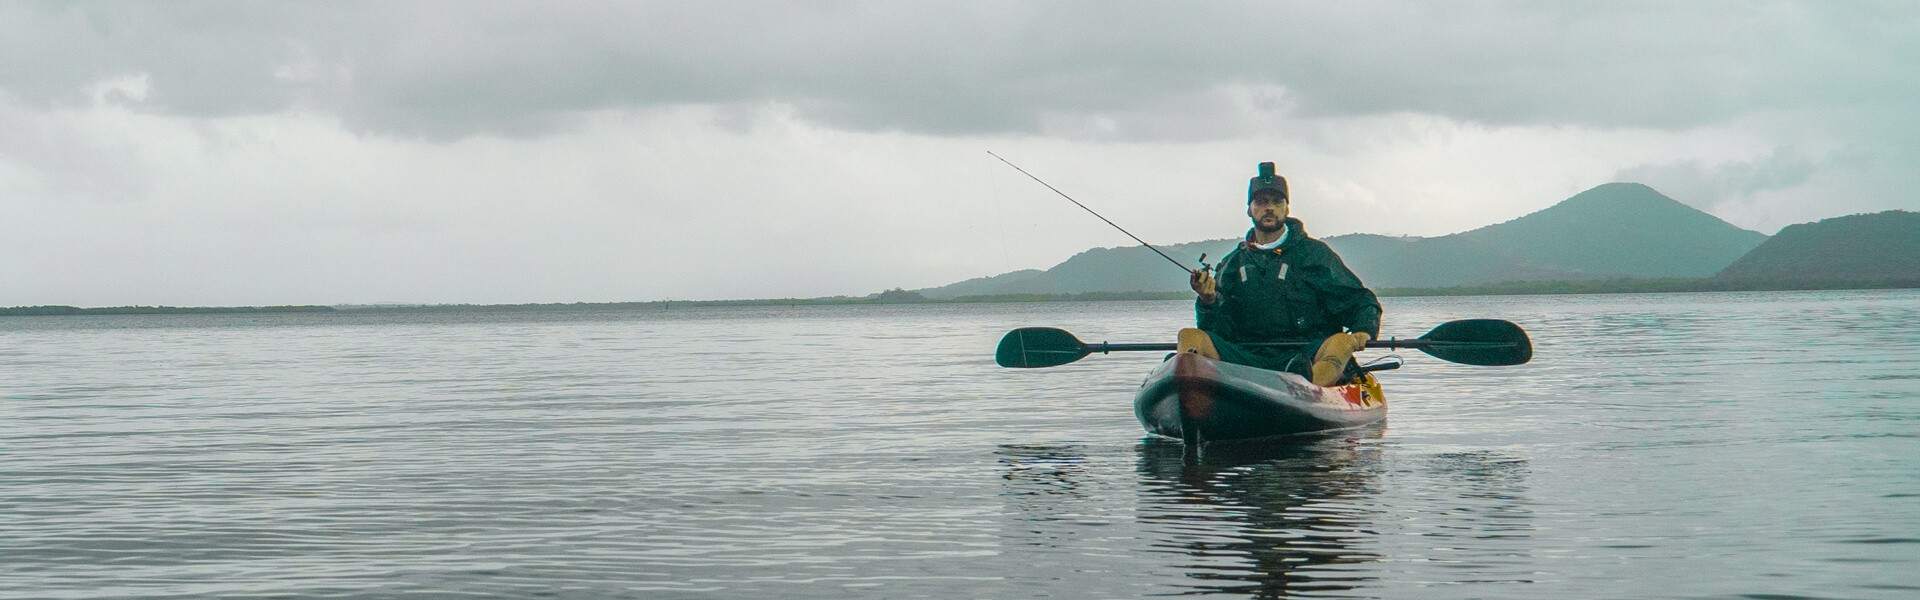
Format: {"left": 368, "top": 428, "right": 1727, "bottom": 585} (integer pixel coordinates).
{"left": 1134, "top": 431, "right": 1385, "bottom": 598}
{"left": 6, "top": 291, "right": 1914, "bottom": 598}
{"left": 1124, "top": 435, "right": 1541, "bottom": 598}
{"left": 998, "top": 443, "right": 1094, "bottom": 507}
{"left": 1417, "top": 451, "right": 1535, "bottom": 543}
{"left": 1382, "top": 451, "right": 1538, "bottom": 592}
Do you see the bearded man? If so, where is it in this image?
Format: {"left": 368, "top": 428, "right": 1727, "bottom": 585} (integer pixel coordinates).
{"left": 1179, "top": 162, "right": 1382, "bottom": 387}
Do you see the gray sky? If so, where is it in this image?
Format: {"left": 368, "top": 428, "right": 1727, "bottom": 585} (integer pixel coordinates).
{"left": 4, "top": 1, "right": 1916, "bottom": 306}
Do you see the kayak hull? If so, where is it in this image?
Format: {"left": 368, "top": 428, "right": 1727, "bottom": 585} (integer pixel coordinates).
{"left": 1133, "top": 352, "right": 1386, "bottom": 443}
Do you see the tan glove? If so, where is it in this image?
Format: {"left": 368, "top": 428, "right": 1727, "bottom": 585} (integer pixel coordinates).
{"left": 1190, "top": 269, "right": 1217, "bottom": 303}
{"left": 1310, "top": 332, "right": 1371, "bottom": 386}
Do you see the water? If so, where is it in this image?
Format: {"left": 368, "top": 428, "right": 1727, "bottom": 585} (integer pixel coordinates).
{"left": 3, "top": 290, "right": 1917, "bottom": 599}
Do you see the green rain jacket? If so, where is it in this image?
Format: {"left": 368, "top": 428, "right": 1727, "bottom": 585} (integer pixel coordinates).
{"left": 1197, "top": 218, "right": 1382, "bottom": 356}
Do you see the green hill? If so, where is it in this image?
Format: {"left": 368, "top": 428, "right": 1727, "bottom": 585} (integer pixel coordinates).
{"left": 1334, "top": 183, "right": 1769, "bottom": 286}
{"left": 920, "top": 182, "right": 1768, "bottom": 296}
{"left": 920, "top": 239, "right": 1240, "bottom": 299}
{"left": 1327, "top": 231, "right": 1579, "bottom": 288}
{"left": 1716, "top": 210, "right": 1920, "bottom": 283}
{"left": 919, "top": 269, "right": 1047, "bottom": 298}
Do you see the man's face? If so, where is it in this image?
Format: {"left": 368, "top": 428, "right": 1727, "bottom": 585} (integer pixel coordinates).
{"left": 1248, "top": 193, "right": 1288, "bottom": 232}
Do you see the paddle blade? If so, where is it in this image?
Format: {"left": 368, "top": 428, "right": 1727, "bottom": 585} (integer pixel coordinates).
{"left": 995, "top": 327, "right": 1092, "bottom": 368}
{"left": 1417, "top": 319, "right": 1533, "bottom": 366}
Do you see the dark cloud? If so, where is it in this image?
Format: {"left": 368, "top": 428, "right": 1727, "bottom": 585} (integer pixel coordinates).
{"left": 0, "top": 3, "right": 316, "bottom": 116}
{"left": 0, "top": 94, "right": 154, "bottom": 202}
{"left": 5, "top": 2, "right": 1913, "bottom": 140}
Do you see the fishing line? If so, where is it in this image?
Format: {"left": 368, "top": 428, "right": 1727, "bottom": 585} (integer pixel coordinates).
{"left": 989, "top": 154, "right": 1009, "bottom": 271}
{"left": 987, "top": 151, "right": 1196, "bottom": 276}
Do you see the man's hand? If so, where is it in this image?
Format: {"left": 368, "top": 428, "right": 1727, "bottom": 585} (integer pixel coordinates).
{"left": 1350, "top": 332, "right": 1371, "bottom": 347}
{"left": 1190, "top": 269, "right": 1217, "bottom": 303}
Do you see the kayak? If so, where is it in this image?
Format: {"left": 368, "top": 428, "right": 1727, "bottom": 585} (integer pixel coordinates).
{"left": 1133, "top": 352, "right": 1386, "bottom": 444}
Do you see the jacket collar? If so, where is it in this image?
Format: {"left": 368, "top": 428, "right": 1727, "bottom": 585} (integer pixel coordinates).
{"left": 1242, "top": 218, "right": 1308, "bottom": 252}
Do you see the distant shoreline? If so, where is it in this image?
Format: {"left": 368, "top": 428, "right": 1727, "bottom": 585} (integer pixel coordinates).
{"left": 4, "top": 278, "right": 1915, "bottom": 316}
{"left": 1374, "top": 277, "right": 1920, "bottom": 297}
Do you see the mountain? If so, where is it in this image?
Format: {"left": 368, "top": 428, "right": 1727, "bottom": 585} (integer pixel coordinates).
{"left": 1333, "top": 182, "right": 1770, "bottom": 287}
{"left": 919, "top": 182, "right": 1768, "bottom": 297}
{"left": 922, "top": 269, "right": 1047, "bottom": 297}
{"left": 1716, "top": 210, "right": 1920, "bottom": 283}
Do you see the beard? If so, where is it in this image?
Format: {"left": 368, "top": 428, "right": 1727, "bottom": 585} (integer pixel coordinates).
{"left": 1253, "top": 215, "right": 1285, "bottom": 232}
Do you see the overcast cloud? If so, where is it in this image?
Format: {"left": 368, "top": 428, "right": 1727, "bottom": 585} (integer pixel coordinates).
{"left": 3, "top": 1, "right": 1917, "bottom": 306}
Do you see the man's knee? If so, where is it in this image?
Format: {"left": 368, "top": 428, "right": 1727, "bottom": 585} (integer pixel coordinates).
{"left": 1176, "top": 328, "right": 1220, "bottom": 360}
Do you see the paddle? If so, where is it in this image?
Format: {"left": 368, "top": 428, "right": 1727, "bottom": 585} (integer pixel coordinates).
{"left": 995, "top": 319, "right": 1532, "bottom": 368}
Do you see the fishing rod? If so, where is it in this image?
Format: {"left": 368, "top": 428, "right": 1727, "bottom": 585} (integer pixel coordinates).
{"left": 988, "top": 151, "right": 1198, "bottom": 276}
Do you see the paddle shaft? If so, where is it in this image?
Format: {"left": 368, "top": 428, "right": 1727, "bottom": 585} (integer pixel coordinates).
{"left": 996, "top": 320, "right": 1531, "bottom": 368}
{"left": 1080, "top": 338, "right": 1489, "bottom": 355}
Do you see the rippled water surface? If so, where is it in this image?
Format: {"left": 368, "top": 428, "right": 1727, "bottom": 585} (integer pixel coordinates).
{"left": 4, "top": 291, "right": 1918, "bottom": 599}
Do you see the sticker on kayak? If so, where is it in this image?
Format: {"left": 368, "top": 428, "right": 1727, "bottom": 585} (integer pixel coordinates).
{"left": 1339, "top": 381, "right": 1383, "bottom": 408}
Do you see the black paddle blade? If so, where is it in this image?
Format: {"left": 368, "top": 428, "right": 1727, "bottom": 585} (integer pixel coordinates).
{"left": 995, "top": 327, "right": 1092, "bottom": 368}
{"left": 1418, "top": 319, "right": 1533, "bottom": 366}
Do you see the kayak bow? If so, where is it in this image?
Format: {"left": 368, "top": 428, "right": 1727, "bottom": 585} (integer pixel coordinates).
{"left": 1134, "top": 352, "right": 1386, "bottom": 444}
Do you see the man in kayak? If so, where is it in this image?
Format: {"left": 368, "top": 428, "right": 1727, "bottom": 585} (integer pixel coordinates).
{"left": 1178, "top": 162, "right": 1383, "bottom": 387}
